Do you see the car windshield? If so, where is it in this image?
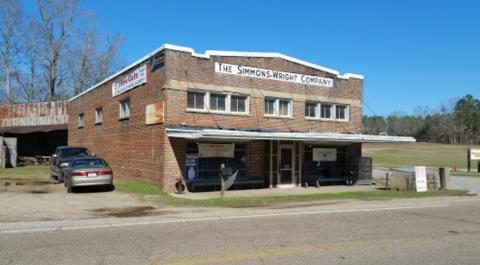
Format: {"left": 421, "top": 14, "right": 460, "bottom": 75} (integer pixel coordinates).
{"left": 60, "top": 148, "right": 90, "bottom": 157}
{"left": 72, "top": 159, "right": 106, "bottom": 167}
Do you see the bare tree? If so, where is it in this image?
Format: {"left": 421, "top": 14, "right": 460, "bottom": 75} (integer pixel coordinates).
{"left": 34, "top": 0, "right": 80, "bottom": 99}
{"left": 0, "top": 0, "right": 23, "bottom": 104}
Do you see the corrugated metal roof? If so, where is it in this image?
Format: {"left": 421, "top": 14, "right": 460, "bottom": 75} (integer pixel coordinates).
{"left": 0, "top": 101, "right": 68, "bottom": 128}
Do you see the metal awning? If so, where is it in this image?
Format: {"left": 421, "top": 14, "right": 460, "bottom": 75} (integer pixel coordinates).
{"left": 166, "top": 128, "right": 416, "bottom": 143}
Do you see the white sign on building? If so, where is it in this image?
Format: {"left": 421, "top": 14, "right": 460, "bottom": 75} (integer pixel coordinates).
{"left": 112, "top": 65, "right": 147, "bottom": 97}
{"left": 415, "top": 166, "right": 428, "bottom": 192}
{"left": 215, "top": 62, "right": 334, "bottom": 87}
{"left": 198, "top": 143, "right": 235, "bottom": 158}
{"left": 312, "top": 148, "right": 337, "bottom": 162}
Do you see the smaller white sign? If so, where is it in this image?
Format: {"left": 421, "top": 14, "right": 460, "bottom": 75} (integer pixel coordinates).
{"left": 112, "top": 65, "right": 147, "bottom": 97}
{"left": 470, "top": 149, "right": 480, "bottom": 161}
{"left": 198, "top": 143, "right": 235, "bottom": 158}
{"left": 312, "top": 148, "right": 337, "bottom": 162}
{"left": 415, "top": 166, "right": 428, "bottom": 192}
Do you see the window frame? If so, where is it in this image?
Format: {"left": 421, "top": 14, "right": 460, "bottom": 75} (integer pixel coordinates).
{"left": 119, "top": 98, "right": 131, "bottom": 120}
{"left": 78, "top": 113, "right": 84, "bottom": 129}
{"left": 95, "top": 107, "right": 103, "bottom": 125}
{"left": 264, "top": 97, "right": 293, "bottom": 118}
{"left": 209, "top": 93, "right": 227, "bottom": 112}
{"left": 187, "top": 91, "right": 207, "bottom": 111}
{"left": 334, "top": 104, "right": 349, "bottom": 121}
{"left": 187, "top": 90, "right": 250, "bottom": 115}
{"left": 304, "top": 102, "right": 350, "bottom": 122}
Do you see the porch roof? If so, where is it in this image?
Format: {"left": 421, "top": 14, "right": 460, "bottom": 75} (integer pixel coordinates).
{"left": 166, "top": 128, "right": 416, "bottom": 143}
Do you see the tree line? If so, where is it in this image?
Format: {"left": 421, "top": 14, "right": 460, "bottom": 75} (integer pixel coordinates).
{"left": 0, "top": 0, "right": 123, "bottom": 104}
{"left": 363, "top": 94, "right": 480, "bottom": 145}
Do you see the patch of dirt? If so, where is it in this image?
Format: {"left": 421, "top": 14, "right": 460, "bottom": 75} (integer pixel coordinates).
{"left": 29, "top": 190, "right": 49, "bottom": 194}
{"left": 90, "top": 206, "right": 174, "bottom": 218}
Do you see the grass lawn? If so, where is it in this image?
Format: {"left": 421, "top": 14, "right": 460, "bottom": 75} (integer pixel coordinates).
{"left": 115, "top": 180, "right": 469, "bottom": 207}
{"left": 363, "top": 142, "right": 480, "bottom": 169}
{"left": 450, "top": 171, "right": 480, "bottom": 177}
{"left": 0, "top": 165, "right": 51, "bottom": 181}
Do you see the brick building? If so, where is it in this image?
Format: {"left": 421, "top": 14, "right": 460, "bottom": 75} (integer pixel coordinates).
{"left": 68, "top": 44, "right": 414, "bottom": 193}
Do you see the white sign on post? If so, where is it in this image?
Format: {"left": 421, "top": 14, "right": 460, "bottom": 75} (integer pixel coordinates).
{"left": 112, "top": 65, "right": 147, "bottom": 97}
{"left": 215, "top": 62, "right": 334, "bottom": 87}
{"left": 415, "top": 166, "right": 428, "bottom": 192}
{"left": 312, "top": 148, "right": 337, "bottom": 162}
{"left": 470, "top": 149, "right": 480, "bottom": 161}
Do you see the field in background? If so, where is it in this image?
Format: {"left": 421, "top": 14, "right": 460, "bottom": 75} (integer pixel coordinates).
{"left": 363, "top": 142, "right": 480, "bottom": 170}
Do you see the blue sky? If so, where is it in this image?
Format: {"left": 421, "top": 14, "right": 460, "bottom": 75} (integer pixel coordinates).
{"left": 31, "top": 0, "right": 480, "bottom": 115}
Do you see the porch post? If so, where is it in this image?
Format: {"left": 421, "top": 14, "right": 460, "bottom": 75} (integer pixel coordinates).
{"left": 269, "top": 140, "right": 273, "bottom": 188}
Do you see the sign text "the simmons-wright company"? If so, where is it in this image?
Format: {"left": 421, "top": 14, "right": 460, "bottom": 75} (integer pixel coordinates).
{"left": 215, "top": 62, "right": 333, "bottom": 87}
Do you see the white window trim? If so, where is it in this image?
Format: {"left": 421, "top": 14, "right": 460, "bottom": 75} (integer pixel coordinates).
{"left": 78, "top": 113, "right": 84, "bottom": 128}
{"left": 119, "top": 99, "right": 131, "bottom": 120}
{"left": 305, "top": 102, "right": 350, "bottom": 122}
{"left": 95, "top": 108, "right": 103, "bottom": 125}
{"left": 187, "top": 90, "right": 250, "bottom": 116}
{"left": 264, "top": 97, "right": 293, "bottom": 118}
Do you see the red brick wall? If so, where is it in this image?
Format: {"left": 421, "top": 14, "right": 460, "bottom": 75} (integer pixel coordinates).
{"left": 68, "top": 47, "right": 363, "bottom": 192}
{"left": 68, "top": 61, "right": 170, "bottom": 189}
{"left": 164, "top": 50, "right": 363, "bottom": 133}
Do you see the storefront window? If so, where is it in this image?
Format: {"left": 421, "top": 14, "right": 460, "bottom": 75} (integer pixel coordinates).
{"left": 187, "top": 142, "right": 248, "bottom": 180}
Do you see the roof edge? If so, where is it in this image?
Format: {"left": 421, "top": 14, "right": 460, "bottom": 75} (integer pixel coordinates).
{"left": 69, "top": 43, "right": 364, "bottom": 102}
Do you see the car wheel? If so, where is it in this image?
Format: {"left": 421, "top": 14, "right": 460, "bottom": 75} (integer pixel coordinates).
{"left": 66, "top": 179, "right": 74, "bottom": 193}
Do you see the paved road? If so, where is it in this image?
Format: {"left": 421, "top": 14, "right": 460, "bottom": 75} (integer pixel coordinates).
{"left": 451, "top": 176, "right": 480, "bottom": 193}
{"left": 1, "top": 196, "right": 480, "bottom": 265}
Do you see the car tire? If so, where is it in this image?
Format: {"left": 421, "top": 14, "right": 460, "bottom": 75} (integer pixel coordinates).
{"left": 66, "top": 179, "right": 74, "bottom": 193}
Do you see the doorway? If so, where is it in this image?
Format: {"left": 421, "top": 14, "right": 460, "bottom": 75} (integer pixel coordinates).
{"left": 278, "top": 145, "right": 295, "bottom": 187}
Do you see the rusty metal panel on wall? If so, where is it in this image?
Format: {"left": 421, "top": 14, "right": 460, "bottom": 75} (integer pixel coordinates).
{"left": 0, "top": 100, "right": 68, "bottom": 128}
{"left": 145, "top": 101, "right": 165, "bottom": 125}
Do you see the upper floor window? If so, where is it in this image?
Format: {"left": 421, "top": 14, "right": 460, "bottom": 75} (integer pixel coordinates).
{"left": 187, "top": 91, "right": 206, "bottom": 110}
{"left": 209, "top": 93, "right": 227, "bottom": 111}
{"left": 230, "top": 95, "right": 247, "bottom": 113}
{"left": 119, "top": 98, "right": 130, "bottom": 120}
{"left": 78, "top": 113, "right": 84, "bottom": 128}
{"left": 305, "top": 102, "right": 349, "bottom": 122}
{"left": 335, "top": 105, "right": 348, "bottom": 121}
{"left": 95, "top": 108, "right": 103, "bottom": 125}
{"left": 187, "top": 90, "right": 249, "bottom": 115}
{"left": 320, "top": 104, "right": 332, "bottom": 119}
{"left": 264, "top": 97, "right": 293, "bottom": 118}
{"left": 305, "top": 102, "right": 318, "bottom": 118}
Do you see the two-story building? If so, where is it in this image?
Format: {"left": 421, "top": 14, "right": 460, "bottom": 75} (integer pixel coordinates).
{"left": 68, "top": 44, "right": 414, "bottom": 193}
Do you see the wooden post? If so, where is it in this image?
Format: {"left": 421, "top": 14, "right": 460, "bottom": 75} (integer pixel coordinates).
{"left": 467, "top": 148, "right": 471, "bottom": 172}
{"left": 439, "top": 167, "right": 449, "bottom": 190}
{"left": 269, "top": 140, "right": 273, "bottom": 188}
{"left": 385, "top": 172, "right": 390, "bottom": 190}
